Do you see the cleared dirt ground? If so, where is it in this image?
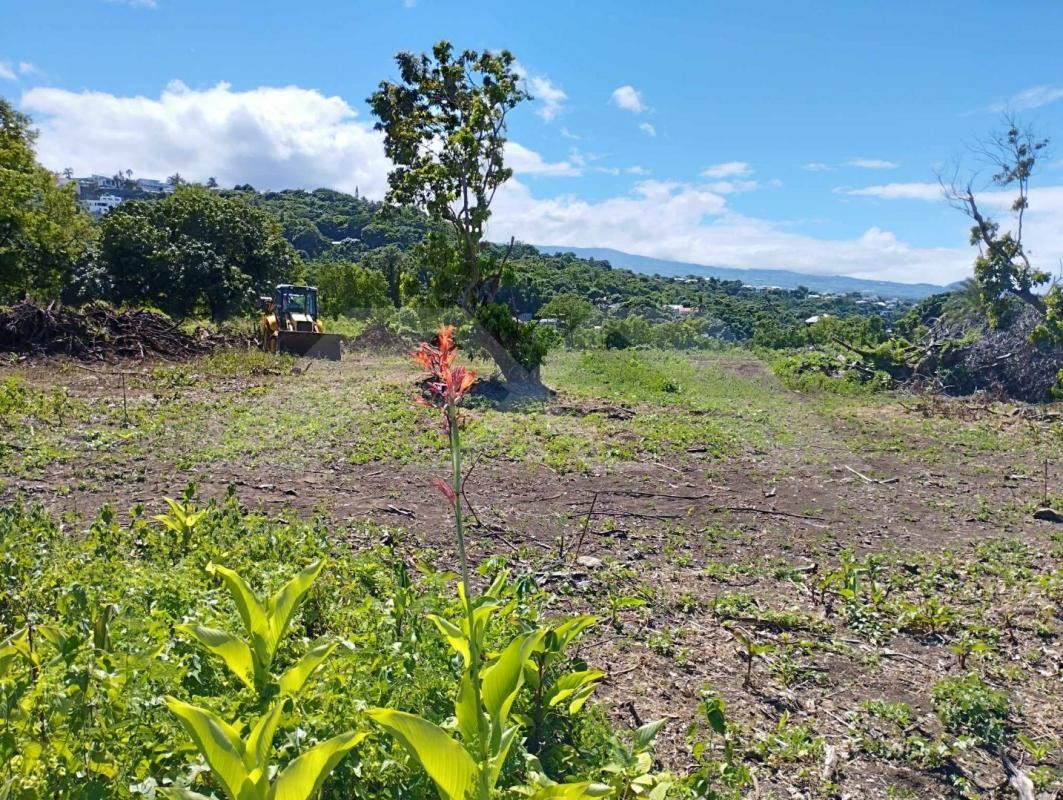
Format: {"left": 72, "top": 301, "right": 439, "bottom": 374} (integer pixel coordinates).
{"left": 3, "top": 347, "right": 1062, "bottom": 798}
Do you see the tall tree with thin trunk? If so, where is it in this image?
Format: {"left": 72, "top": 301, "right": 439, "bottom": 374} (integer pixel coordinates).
{"left": 941, "top": 116, "right": 1062, "bottom": 344}
{"left": 369, "top": 41, "right": 549, "bottom": 389}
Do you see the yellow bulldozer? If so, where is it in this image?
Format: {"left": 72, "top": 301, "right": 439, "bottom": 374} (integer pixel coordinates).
{"left": 259, "top": 284, "right": 342, "bottom": 361}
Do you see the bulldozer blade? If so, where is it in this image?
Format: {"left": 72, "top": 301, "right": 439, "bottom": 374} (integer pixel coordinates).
{"left": 277, "top": 331, "right": 342, "bottom": 361}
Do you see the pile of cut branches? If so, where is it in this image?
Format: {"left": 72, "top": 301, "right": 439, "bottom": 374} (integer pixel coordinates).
{"left": 0, "top": 299, "right": 222, "bottom": 361}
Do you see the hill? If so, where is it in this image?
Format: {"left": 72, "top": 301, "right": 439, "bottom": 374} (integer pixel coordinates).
{"left": 536, "top": 245, "right": 954, "bottom": 300}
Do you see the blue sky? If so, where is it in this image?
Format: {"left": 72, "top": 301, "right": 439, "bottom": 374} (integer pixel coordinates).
{"left": 4, "top": 0, "right": 1063, "bottom": 284}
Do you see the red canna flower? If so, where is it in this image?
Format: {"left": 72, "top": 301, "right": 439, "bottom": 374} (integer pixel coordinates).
{"left": 413, "top": 324, "right": 477, "bottom": 410}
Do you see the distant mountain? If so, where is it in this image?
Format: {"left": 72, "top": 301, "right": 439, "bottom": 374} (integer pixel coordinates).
{"left": 535, "top": 245, "right": 953, "bottom": 300}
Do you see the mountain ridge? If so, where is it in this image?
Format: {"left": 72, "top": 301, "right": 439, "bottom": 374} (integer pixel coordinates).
{"left": 535, "top": 245, "right": 956, "bottom": 300}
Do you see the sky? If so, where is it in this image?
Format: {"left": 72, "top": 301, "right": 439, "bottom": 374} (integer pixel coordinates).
{"left": 3, "top": 0, "right": 1063, "bottom": 285}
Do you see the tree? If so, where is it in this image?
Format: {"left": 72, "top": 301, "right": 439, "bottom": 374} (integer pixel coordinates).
{"left": 0, "top": 97, "right": 94, "bottom": 303}
{"left": 538, "top": 292, "right": 595, "bottom": 341}
{"left": 96, "top": 186, "right": 300, "bottom": 320}
{"left": 310, "top": 260, "right": 389, "bottom": 316}
{"left": 369, "top": 40, "right": 549, "bottom": 389}
{"left": 943, "top": 117, "right": 1062, "bottom": 343}
{"left": 360, "top": 244, "right": 408, "bottom": 307}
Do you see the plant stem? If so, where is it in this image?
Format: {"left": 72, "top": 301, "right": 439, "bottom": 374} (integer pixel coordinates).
{"left": 448, "top": 404, "right": 470, "bottom": 592}
{"left": 447, "top": 402, "right": 491, "bottom": 800}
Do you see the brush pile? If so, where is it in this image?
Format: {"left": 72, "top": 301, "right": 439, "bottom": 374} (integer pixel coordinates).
{"left": 0, "top": 300, "right": 220, "bottom": 361}
{"left": 347, "top": 320, "right": 414, "bottom": 354}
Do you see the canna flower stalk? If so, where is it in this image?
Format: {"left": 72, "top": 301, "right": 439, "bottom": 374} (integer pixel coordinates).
{"left": 413, "top": 324, "right": 477, "bottom": 590}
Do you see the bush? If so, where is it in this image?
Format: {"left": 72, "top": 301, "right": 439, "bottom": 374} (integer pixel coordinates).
{"left": 931, "top": 674, "right": 1012, "bottom": 746}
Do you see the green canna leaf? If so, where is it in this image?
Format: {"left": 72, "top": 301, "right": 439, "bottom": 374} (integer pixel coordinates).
{"left": 633, "top": 718, "right": 667, "bottom": 751}
{"left": 367, "top": 708, "right": 478, "bottom": 800}
{"left": 208, "top": 563, "right": 272, "bottom": 669}
{"left": 178, "top": 623, "right": 258, "bottom": 690}
{"left": 245, "top": 700, "right": 288, "bottom": 775}
{"left": 266, "top": 559, "right": 325, "bottom": 658}
{"left": 481, "top": 630, "right": 544, "bottom": 726}
{"left": 164, "top": 696, "right": 252, "bottom": 800}
{"left": 544, "top": 670, "right": 605, "bottom": 710}
{"left": 276, "top": 640, "right": 336, "bottom": 696}
{"left": 158, "top": 789, "right": 214, "bottom": 800}
{"left": 427, "top": 614, "right": 471, "bottom": 667}
{"left": 453, "top": 672, "right": 480, "bottom": 747}
{"left": 550, "top": 616, "right": 597, "bottom": 652}
{"left": 526, "top": 782, "right": 611, "bottom": 799}
{"left": 266, "top": 730, "right": 366, "bottom": 800}
{"left": 485, "top": 725, "right": 518, "bottom": 789}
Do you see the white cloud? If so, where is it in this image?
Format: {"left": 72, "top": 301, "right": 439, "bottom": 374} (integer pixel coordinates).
{"left": 526, "top": 75, "right": 567, "bottom": 122}
{"left": 29, "top": 79, "right": 1061, "bottom": 285}
{"left": 990, "top": 84, "right": 1063, "bottom": 112}
{"left": 504, "top": 142, "right": 581, "bottom": 176}
{"left": 489, "top": 178, "right": 977, "bottom": 284}
{"left": 803, "top": 162, "right": 831, "bottom": 172}
{"left": 610, "top": 85, "right": 647, "bottom": 113}
{"left": 839, "top": 182, "right": 942, "bottom": 200}
{"left": 626, "top": 165, "right": 650, "bottom": 176}
{"left": 704, "top": 180, "right": 759, "bottom": 194}
{"left": 702, "top": 161, "right": 751, "bottom": 179}
{"left": 844, "top": 157, "right": 899, "bottom": 169}
{"left": 18, "top": 62, "right": 42, "bottom": 78}
{"left": 0, "top": 61, "right": 15, "bottom": 81}
{"left": 22, "top": 81, "right": 392, "bottom": 196}
{"left": 105, "top": 0, "right": 158, "bottom": 7}
{"left": 638, "top": 122, "right": 656, "bottom": 137}
{"left": 559, "top": 127, "right": 580, "bottom": 140}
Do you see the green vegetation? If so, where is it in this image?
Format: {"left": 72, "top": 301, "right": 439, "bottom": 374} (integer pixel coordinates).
{"left": 0, "top": 344, "right": 1061, "bottom": 797}
{"left": 0, "top": 98, "right": 94, "bottom": 303}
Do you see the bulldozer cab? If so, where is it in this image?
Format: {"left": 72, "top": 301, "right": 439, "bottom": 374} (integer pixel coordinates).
{"left": 260, "top": 284, "right": 342, "bottom": 361}
{"left": 275, "top": 285, "right": 318, "bottom": 322}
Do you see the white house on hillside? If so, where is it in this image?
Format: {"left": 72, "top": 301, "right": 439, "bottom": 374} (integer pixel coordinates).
{"left": 83, "top": 194, "right": 123, "bottom": 217}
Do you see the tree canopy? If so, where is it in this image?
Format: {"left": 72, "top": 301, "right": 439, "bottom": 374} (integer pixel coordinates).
{"left": 369, "top": 41, "right": 548, "bottom": 387}
{"left": 0, "top": 96, "right": 94, "bottom": 303}
{"left": 94, "top": 186, "right": 301, "bottom": 320}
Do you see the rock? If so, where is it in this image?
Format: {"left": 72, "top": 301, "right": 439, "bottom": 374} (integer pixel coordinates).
{"left": 1033, "top": 507, "right": 1063, "bottom": 523}
{"left": 576, "top": 555, "right": 603, "bottom": 569}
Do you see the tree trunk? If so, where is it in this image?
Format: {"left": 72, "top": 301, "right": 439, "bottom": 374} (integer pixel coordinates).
{"left": 473, "top": 326, "right": 548, "bottom": 397}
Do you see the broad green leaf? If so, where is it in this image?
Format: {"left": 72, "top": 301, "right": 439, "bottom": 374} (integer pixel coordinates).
{"left": 633, "top": 719, "right": 667, "bottom": 751}
{"left": 526, "top": 782, "right": 611, "bottom": 799}
{"left": 267, "top": 730, "right": 366, "bottom": 800}
{"left": 277, "top": 640, "right": 336, "bottom": 696}
{"left": 208, "top": 563, "right": 271, "bottom": 668}
{"left": 545, "top": 670, "right": 605, "bottom": 710}
{"left": 164, "top": 696, "right": 250, "bottom": 800}
{"left": 486, "top": 725, "right": 518, "bottom": 789}
{"left": 481, "top": 630, "right": 543, "bottom": 726}
{"left": 178, "top": 623, "right": 257, "bottom": 690}
{"left": 483, "top": 570, "right": 509, "bottom": 599}
{"left": 367, "top": 708, "right": 477, "bottom": 800}
{"left": 551, "top": 616, "right": 596, "bottom": 651}
{"left": 245, "top": 700, "right": 288, "bottom": 774}
{"left": 267, "top": 559, "right": 325, "bottom": 656}
{"left": 427, "top": 614, "right": 470, "bottom": 667}
{"left": 453, "top": 672, "right": 480, "bottom": 748}
{"left": 159, "top": 789, "right": 214, "bottom": 800}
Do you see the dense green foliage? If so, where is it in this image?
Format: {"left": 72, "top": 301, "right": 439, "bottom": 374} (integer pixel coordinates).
{"left": 87, "top": 186, "right": 301, "bottom": 321}
{"left": 0, "top": 97, "right": 94, "bottom": 304}
{"left": 0, "top": 496, "right": 638, "bottom": 799}
{"left": 224, "top": 187, "right": 434, "bottom": 258}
